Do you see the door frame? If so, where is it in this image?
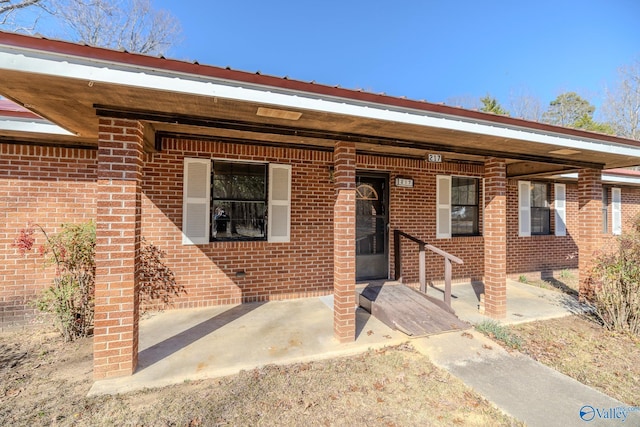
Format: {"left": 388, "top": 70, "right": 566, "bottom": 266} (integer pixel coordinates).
{"left": 355, "top": 171, "right": 390, "bottom": 281}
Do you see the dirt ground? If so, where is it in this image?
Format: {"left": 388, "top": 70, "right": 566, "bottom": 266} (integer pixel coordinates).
{"left": 0, "top": 327, "right": 520, "bottom": 427}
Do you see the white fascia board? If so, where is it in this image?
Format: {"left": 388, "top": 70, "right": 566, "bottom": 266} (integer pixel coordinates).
{"left": 2, "top": 45, "right": 640, "bottom": 158}
{"left": 557, "top": 173, "right": 640, "bottom": 186}
{"left": 0, "top": 116, "right": 74, "bottom": 135}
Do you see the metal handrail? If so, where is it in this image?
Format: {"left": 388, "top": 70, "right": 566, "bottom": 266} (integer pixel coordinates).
{"left": 393, "top": 229, "right": 463, "bottom": 308}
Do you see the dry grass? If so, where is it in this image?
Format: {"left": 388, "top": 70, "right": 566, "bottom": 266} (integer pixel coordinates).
{"left": 511, "top": 315, "right": 640, "bottom": 406}
{"left": 523, "top": 271, "right": 580, "bottom": 297}
{"left": 513, "top": 271, "right": 640, "bottom": 406}
{"left": 0, "top": 327, "right": 520, "bottom": 427}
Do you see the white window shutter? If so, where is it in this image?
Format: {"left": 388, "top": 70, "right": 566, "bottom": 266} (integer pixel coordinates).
{"left": 182, "top": 158, "right": 211, "bottom": 245}
{"left": 436, "top": 175, "right": 451, "bottom": 239}
{"left": 554, "top": 183, "right": 566, "bottom": 237}
{"left": 612, "top": 187, "right": 622, "bottom": 235}
{"left": 518, "top": 181, "right": 531, "bottom": 237}
{"left": 268, "top": 164, "right": 291, "bottom": 242}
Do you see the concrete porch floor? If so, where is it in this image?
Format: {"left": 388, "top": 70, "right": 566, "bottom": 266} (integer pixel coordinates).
{"left": 89, "top": 280, "right": 585, "bottom": 395}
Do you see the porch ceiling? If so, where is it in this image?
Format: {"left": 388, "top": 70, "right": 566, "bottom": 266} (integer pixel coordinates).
{"left": 2, "top": 33, "right": 640, "bottom": 177}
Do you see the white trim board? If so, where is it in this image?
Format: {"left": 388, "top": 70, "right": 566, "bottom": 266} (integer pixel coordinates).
{"left": 2, "top": 45, "right": 640, "bottom": 158}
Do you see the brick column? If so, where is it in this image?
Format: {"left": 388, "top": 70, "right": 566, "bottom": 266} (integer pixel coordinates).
{"left": 483, "top": 158, "right": 507, "bottom": 318}
{"left": 578, "top": 169, "right": 602, "bottom": 301}
{"left": 93, "top": 118, "right": 144, "bottom": 379}
{"left": 333, "top": 141, "right": 356, "bottom": 342}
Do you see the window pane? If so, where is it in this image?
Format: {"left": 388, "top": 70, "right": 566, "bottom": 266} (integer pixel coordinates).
{"left": 212, "top": 201, "right": 266, "bottom": 239}
{"left": 531, "top": 183, "right": 548, "bottom": 208}
{"left": 531, "top": 207, "right": 550, "bottom": 234}
{"left": 452, "top": 177, "right": 477, "bottom": 205}
{"left": 213, "top": 162, "right": 266, "bottom": 200}
{"left": 452, "top": 206, "right": 478, "bottom": 235}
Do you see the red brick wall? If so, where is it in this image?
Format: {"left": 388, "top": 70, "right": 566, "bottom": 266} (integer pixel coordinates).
{"left": 140, "top": 138, "right": 336, "bottom": 308}
{"left": 506, "top": 180, "right": 580, "bottom": 279}
{"left": 0, "top": 143, "right": 97, "bottom": 331}
{"left": 6, "top": 136, "right": 640, "bottom": 328}
{"left": 357, "top": 155, "right": 485, "bottom": 285}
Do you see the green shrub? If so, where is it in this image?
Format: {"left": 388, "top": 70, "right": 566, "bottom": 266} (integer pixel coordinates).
{"left": 14, "top": 222, "right": 183, "bottom": 341}
{"left": 475, "top": 320, "right": 522, "bottom": 350}
{"left": 590, "top": 216, "right": 640, "bottom": 336}
{"left": 14, "top": 221, "right": 96, "bottom": 341}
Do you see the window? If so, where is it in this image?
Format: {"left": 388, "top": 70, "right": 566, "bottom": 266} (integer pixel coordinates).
{"left": 518, "top": 181, "right": 550, "bottom": 236}
{"left": 182, "top": 158, "right": 291, "bottom": 244}
{"left": 451, "top": 177, "right": 479, "bottom": 236}
{"left": 212, "top": 161, "right": 267, "bottom": 241}
{"left": 436, "top": 175, "right": 480, "bottom": 238}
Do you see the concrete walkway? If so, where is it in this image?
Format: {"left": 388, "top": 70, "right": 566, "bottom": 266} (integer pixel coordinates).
{"left": 414, "top": 330, "right": 640, "bottom": 427}
{"left": 90, "top": 281, "right": 639, "bottom": 426}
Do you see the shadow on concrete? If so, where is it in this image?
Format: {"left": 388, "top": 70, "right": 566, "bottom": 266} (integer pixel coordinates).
{"left": 137, "top": 302, "right": 266, "bottom": 371}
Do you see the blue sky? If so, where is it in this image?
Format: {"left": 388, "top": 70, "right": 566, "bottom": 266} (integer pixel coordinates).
{"left": 7, "top": 0, "right": 640, "bottom": 113}
{"left": 149, "top": 0, "right": 640, "bottom": 112}
{"left": 151, "top": 0, "right": 640, "bottom": 112}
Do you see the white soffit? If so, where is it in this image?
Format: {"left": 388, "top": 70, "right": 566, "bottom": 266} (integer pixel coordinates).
{"left": 557, "top": 173, "right": 640, "bottom": 186}
{"left": 2, "top": 45, "right": 640, "bottom": 158}
{"left": 0, "top": 116, "right": 74, "bottom": 135}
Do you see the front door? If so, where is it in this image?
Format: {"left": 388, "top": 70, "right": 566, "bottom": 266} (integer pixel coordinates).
{"left": 355, "top": 174, "right": 389, "bottom": 280}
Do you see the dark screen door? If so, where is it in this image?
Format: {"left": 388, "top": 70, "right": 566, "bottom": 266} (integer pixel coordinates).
{"left": 355, "top": 175, "right": 388, "bottom": 280}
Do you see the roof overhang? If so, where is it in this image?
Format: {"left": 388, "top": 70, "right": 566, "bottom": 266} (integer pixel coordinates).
{"left": 1, "top": 31, "right": 640, "bottom": 176}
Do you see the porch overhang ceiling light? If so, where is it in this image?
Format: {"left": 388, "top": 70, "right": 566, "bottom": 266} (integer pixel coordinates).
{"left": 549, "top": 148, "right": 581, "bottom": 156}
{"left": 256, "top": 107, "right": 302, "bottom": 121}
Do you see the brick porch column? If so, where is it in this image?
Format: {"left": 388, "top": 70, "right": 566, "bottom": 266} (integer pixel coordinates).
{"left": 578, "top": 168, "right": 602, "bottom": 301}
{"left": 333, "top": 141, "right": 356, "bottom": 342}
{"left": 93, "top": 118, "right": 144, "bottom": 379}
{"left": 483, "top": 157, "right": 507, "bottom": 318}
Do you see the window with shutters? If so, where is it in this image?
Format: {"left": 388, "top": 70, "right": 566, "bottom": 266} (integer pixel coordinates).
{"left": 451, "top": 177, "right": 480, "bottom": 236}
{"left": 182, "top": 158, "right": 291, "bottom": 244}
{"left": 518, "top": 181, "right": 551, "bottom": 236}
{"left": 436, "top": 175, "right": 480, "bottom": 238}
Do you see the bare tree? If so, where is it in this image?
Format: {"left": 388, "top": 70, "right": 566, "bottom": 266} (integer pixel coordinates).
{"left": 51, "top": 0, "right": 181, "bottom": 55}
{"left": 508, "top": 88, "right": 544, "bottom": 122}
{"left": 602, "top": 59, "right": 640, "bottom": 140}
{"left": 0, "top": 0, "right": 42, "bottom": 25}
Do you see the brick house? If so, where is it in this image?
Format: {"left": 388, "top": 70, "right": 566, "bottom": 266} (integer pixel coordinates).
{"left": 2, "top": 32, "right": 640, "bottom": 379}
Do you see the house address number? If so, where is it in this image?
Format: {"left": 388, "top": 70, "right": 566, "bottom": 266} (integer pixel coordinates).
{"left": 428, "top": 153, "right": 442, "bottom": 162}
